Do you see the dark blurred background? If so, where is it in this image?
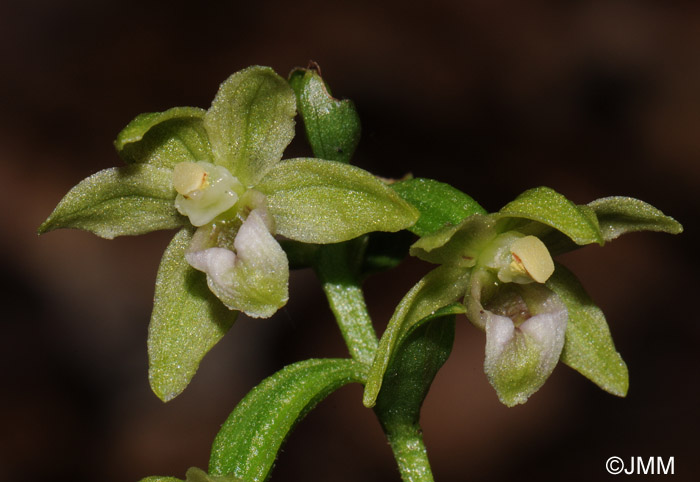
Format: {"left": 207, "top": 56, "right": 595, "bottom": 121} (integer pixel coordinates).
{"left": 2, "top": 1, "right": 698, "bottom": 481}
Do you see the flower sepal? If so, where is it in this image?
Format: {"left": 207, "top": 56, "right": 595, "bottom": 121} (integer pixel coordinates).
{"left": 37, "top": 164, "right": 185, "bottom": 239}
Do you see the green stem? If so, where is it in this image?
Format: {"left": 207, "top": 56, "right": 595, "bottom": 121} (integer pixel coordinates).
{"left": 315, "top": 241, "right": 378, "bottom": 365}
{"left": 381, "top": 421, "right": 434, "bottom": 482}
{"left": 371, "top": 316, "right": 455, "bottom": 482}
{"left": 315, "top": 240, "right": 436, "bottom": 481}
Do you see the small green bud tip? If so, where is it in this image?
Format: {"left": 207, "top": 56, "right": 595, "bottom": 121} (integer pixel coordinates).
{"left": 173, "top": 162, "right": 244, "bottom": 227}
{"left": 509, "top": 235, "right": 554, "bottom": 283}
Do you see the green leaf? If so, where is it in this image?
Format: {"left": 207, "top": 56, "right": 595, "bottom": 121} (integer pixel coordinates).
{"left": 374, "top": 314, "right": 456, "bottom": 425}
{"left": 288, "top": 67, "right": 361, "bottom": 164}
{"left": 139, "top": 468, "right": 243, "bottom": 482}
{"left": 391, "top": 177, "right": 486, "bottom": 236}
{"left": 258, "top": 158, "right": 419, "bottom": 243}
{"left": 204, "top": 66, "right": 296, "bottom": 186}
{"left": 588, "top": 196, "right": 683, "bottom": 241}
{"left": 185, "top": 468, "right": 243, "bottom": 482}
{"left": 139, "top": 477, "right": 183, "bottom": 482}
{"left": 38, "top": 165, "right": 185, "bottom": 239}
{"left": 546, "top": 264, "right": 628, "bottom": 397}
{"left": 209, "top": 359, "right": 367, "bottom": 481}
{"left": 148, "top": 228, "right": 237, "bottom": 402}
{"left": 363, "top": 265, "right": 468, "bottom": 408}
{"left": 499, "top": 186, "right": 604, "bottom": 246}
{"left": 114, "top": 107, "right": 213, "bottom": 168}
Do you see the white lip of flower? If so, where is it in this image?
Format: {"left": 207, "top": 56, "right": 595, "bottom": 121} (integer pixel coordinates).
{"left": 483, "top": 285, "right": 568, "bottom": 406}
{"left": 173, "top": 161, "right": 244, "bottom": 227}
{"left": 184, "top": 205, "right": 288, "bottom": 318}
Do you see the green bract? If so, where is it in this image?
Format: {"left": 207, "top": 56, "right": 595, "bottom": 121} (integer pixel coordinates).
{"left": 288, "top": 66, "right": 361, "bottom": 164}
{"left": 391, "top": 177, "right": 487, "bottom": 236}
{"left": 366, "top": 185, "right": 682, "bottom": 407}
{"left": 39, "top": 66, "right": 418, "bottom": 401}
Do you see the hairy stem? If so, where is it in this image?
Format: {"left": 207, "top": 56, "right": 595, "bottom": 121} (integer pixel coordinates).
{"left": 315, "top": 241, "right": 378, "bottom": 365}
{"left": 316, "top": 239, "right": 436, "bottom": 481}
{"left": 382, "top": 421, "right": 434, "bottom": 482}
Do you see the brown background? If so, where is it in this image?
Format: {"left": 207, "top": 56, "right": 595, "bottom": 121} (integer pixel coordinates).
{"left": 2, "top": 1, "right": 698, "bottom": 481}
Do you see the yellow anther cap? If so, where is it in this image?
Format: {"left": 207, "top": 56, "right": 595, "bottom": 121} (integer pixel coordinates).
{"left": 173, "top": 162, "right": 208, "bottom": 195}
{"left": 509, "top": 235, "right": 554, "bottom": 283}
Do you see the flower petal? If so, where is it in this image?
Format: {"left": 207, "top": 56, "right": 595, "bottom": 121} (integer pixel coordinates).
{"left": 409, "top": 214, "right": 499, "bottom": 267}
{"left": 114, "top": 106, "right": 213, "bottom": 168}
{"left": 186, "top": 209, "right": 289, "bottom": 318}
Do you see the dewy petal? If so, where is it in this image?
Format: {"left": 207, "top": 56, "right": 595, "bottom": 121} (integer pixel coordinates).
{"left": 483, "top": 285, "right": 568, "bottom": 406}
{"left": 185, "top": 209, "right": 289, "bottom": 318}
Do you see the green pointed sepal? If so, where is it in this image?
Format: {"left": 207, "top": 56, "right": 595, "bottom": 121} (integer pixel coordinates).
{"left": 38, "top": 165, "right": 184, "bottom": 239}
{"left": 547, "top": 264, "right": 629, "bottom": 397}
{"left": 148, "top": 228, "right": 238, "bottom": 402}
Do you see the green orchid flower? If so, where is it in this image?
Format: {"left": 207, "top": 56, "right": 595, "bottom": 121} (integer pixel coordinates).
{"left": 39, "top": 66, "right": 418, "bottom": 401}
{"left": 413, "top": 187, "right": 683, "bottom": 406}
{"left": 364, "top": 183, "right": 682, "bottom": 408}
